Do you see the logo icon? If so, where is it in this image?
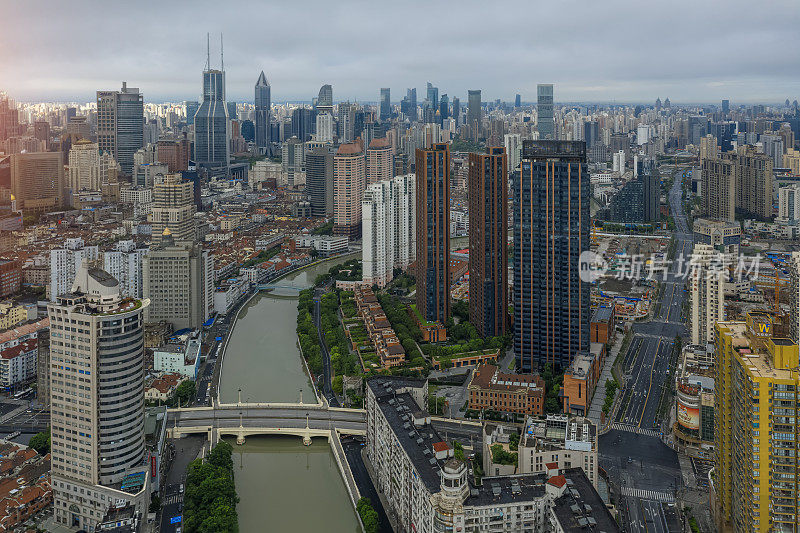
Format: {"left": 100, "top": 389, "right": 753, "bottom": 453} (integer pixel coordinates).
{"left": 579, "top": 251, "right": 607, "bottom": 283}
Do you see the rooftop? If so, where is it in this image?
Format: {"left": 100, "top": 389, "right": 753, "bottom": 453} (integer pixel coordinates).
{"left": 551, "top": 468, "right": 620, "bottom": 532}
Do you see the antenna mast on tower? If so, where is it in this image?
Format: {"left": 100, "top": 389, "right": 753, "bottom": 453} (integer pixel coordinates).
{"left": 220, "top": 33, "right": 224, "bottom": 72}
{"left": 206, "top": 33, "right": 210, "bottom": 70}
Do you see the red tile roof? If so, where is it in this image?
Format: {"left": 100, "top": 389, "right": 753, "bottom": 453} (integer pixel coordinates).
{"left": 547, "top": 475, "right": 567, "bottom": 488}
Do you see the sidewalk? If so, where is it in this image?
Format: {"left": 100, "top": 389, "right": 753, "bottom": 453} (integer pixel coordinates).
{"left": 587, "top": 332, "right": 626, "bottom": 429}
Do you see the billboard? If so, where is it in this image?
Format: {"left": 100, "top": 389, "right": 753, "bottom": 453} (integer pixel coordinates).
{"left": 677, "top": 400, "right": 700, "bottom": 430}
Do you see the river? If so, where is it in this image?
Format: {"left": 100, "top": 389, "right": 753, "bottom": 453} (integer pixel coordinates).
{"left": 219, "top": 254, "right": 361, "bottom": 532}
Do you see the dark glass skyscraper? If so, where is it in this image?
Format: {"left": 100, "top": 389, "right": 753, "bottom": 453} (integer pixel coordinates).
{"left": 96, "top": 82, "right": 143, "bottom": 174}
{"left": 406, "top": 88, "right": 417, "bottom": 121}
{"left": 379, "top": 88, "right": 391, "bottom": 121}
{"left": 415, "top": 143, "right": 451, "bottom": 324}
{"left": 514, "top": 140, "right": 589, "bottom": 371}
{"left": 255, "top": 71, "right": 270, "bottom": 153}
{"left": 316, "top": 84, "right": 333, "bottom": 114}
{"left": 194, "top": 66, "right": 229, "bottom": 171}
{"left": 306, "top": 147, "right": 334, "bottom": 217}
{"left": 291, "top": 108, "right": 316, "bottom": 141}
{"left": 467, "top": 90, "right": 482, "bottom": 131}
{"left": 439, "top": 94, "right": 449, "bottom": 123}
{"left": 537, "top": 84, "right": 554, "bottom": 140}
{"left": 469, "top": 147, "right": 508, "bottom": 338}
{"left": 452, "top": 97, "right": 460, "bottom": 125}
{"left": 515, "top": 94, "right": 522, "bottom": 108}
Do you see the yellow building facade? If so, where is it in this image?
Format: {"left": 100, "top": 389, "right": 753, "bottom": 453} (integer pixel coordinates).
{"left": 714, "top": 312, "right": 799, "bottom": 532}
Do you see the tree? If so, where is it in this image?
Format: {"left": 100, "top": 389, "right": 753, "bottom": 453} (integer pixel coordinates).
{"left": 29, "top": 428, "right": 50, "bottom": 455}
{"left": 149, "top": 494, "right": 161, "bottom": 513}
{"left": 174, "top": 380, "right": 196, "bottom": 406}
{"left": 356, "top": 497, "right": 380, "bottom": 533}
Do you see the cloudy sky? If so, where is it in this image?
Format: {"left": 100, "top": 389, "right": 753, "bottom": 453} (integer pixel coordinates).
{"left": 1, "top": 0, "right": 799, "bottom": 105}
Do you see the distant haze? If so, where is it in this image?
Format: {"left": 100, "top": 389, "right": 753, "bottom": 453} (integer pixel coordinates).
{"left": 1, "top": 0, "right": 799, "bottom": 104}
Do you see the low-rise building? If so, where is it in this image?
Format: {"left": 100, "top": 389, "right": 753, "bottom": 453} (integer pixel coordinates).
{"left": 561, "top": 343, "right": 605, "bottom": 417}
{"left": 366, "top": 377, "right": 617, "bottom": 533}
{"left": 483, "top": 416, "right": 598, "bottom": 487}
{"left": 145, "top": 372, "right": 186, "bottom": 402}
{"left": 0, "top": 338, "right": 37, "bottom": 389}
{"left": 0, "top": 302, "right": 34, "bottom": 330}
{"left": 673, "top": 343, "right": 715, "bottom": 459}
{"left": 468, "top": 364, "right": 545, "bottom": 416}
{"left": 293, "top": 234, "right": 349, "bottom": 256}
{"left": 590, "top": 306, "right": 615, "bottom": 344}
{"left": 0, "top": 442, "right": 52, "bottom": 532}
{"left": 213, "top": 277, "right": 250, "bottom": 315}
{"left": 152, "top": 331, "right": 201, "bottom": 380}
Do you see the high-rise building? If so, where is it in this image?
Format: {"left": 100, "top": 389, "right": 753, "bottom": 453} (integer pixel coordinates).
{"left": 11, "top": 151, "right": 65, "bottom": 213}
{"left": 379, "top": 88, "right": 391, "bottom": 121}
{"left": 281, "top": 137, "right": 305, "bottom": 187}
{"left": 701, "top": 156, "right": 736, "bottom": 221}
{"left": 291, "top": 107, "right": 316, "bottom": 142}
{"left": 103, "top": 239, "right": 148, "bottom": 298}
{"left": 714, "top": 313, "right": 800, "bottom": 533}
{"left": 67, "top": 140, "right": 119, "bottom": 193}
{"left": 306, "top": 147, "right": 334, "bottom": 217}
{"left": 783, "top": 148, "right": 800, "bottom": 175}
{"left": 156, "top": 136, "right": 191, "bottom": 173}
{"left": 537, "top": 84, "right": 554, "bottom": 140}
{"left": 150, "top": 173, "right": 197, "bottom": 245}
{"left": 515, "top": 94, "right": 522, "bottom": 108}
{"left": 143, "top": 229, "right": 213, "bottom": 330}
{"left": 185, "top": 100, "right": 199, "bottom": 126}
{"left": 194, "top": 56, "right": 229, "bottom": 171}
{"left": 607, "top": 159, "right": 659, "bottom": 223}
{"left": 404, "top": 88, "right": 417, "bottom": 121}
{"left": 789, "top": 252, "right": 800, "bottom": 343}
{"left": 50, "top": 237, "right": 100, "bottom": 301}
{"left": 689, "top": 244, "right": 725, "bottom": 346}
{"left": 333, "top": 143, "right": 366, "bottom": 238}
{"left": 49, "top": 264, "right": 151, "bottom": 530}
{"left": 33, "top": 120, "right": 50, "bottom": 144}
{"left": 514, "top": 141, "right": 589, "bottom": 371}
{"left": 721, "top": 99, "right": 730, "bottom": 115}
{"left": 316, "top": 84, "right": 333, "bottom": 113}
{"left": 0, "top": 94, "right": 20, "bottom": 142}
{"left": 778, "top": 183, "right": 800, "bottom": 223}
{"left": 503, "top": 133, "right": 521, "bottom": 172}
{"left": 316, "top": 112, "right": 334, "bottom": 143}
{"left": 362, "top": 174, "right": 416, "bottom": 287}
{"left": 452, "top": 97, "right": 460, "bottom": 125}
{"left": 733, "top": 145, "right": 773, "bottom": 220}
{"left": 415, "top": 143, "right": 451, "bottom": 324}
{"left": 96, "top": 82, "right": 144, "bottom": 174}
{"left": 468, "top": 147, "right": 508, "bottom": 338}
{"left": 366, "top": 137, "right": 393, "bottom": 185}
{"left": 467, "top": 90, "right": 482, "bottom": 134}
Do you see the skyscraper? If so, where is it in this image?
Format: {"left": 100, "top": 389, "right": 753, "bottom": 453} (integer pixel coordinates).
{"left": 721, "top": 99, "right": 730, "bottom": 115}
{"left": 537, "top": 84, "right": 554, "bottom": 140}
{"left": 366, "top": 137, "right": 393, "bottom": 185}
{"left": 701, "top": 156, "right": 736, "bottom": 221}
{"left": 714, "top": 314, "right": 800, "bottom": 533}
{"left": 689, "top": 244, "right": 725, "bottom": 346}
{"left": 333, "top": 143, "right": 366, "bottom": 238}
{"left": 426, "top": 83, "right": 439, "bottom": 113}
{"left": 96, "top": 82, "right": 144, "bottom": 174}
{"left": 185, "top": 100, "right": 199, "bottom": 126}
{"left": 49, "top": 264, "right": 151, "bottom": 530}
{"left": 415, "top": 143, "right": 451, "bottom": 324}
{"left": 380, "top": 88, "right": 391, "bottom": 121}
{"left": 407, "top": 88, "right": 417, "bottom": 121}
{"left": 362, "top": 174, "right": 416, "bottom": 287}
{"left": 144, "top": 229, "right": 213, "bottom": 331}
{"left": 452, "top": 97, "right": 460, "bottom": 125}
{"left": 515, "top": 94, "right": 522, "bottom": 108}
{"left": 514, "top": 141, "right": 589, "bottom": 371}
{"left": 67, "top": 139, "right": 119, "bottom": 192}
{"left": 734, "top": 145, "right": 773, "bottom": 220}
{"left": 467, "top": 90, "right": 482, "bottom": 133}
{"left": 439, "top": 94, "right": 449, "bottom": 122}
{"left": 316, "top": 112, "right": 334, "bottom": 143}
{"left": 194, "top": 43, "right": 229, "bottom": 171}
{"left": 316, "top": 84, "right": 333, "bottom": 113}
{"left": 11, "top": 151, "right": 66, "bottom": 213}
{"left": 291, "top": 107, "right": 316, "bottom": 142}
{"left": 150, "top": 173, "right": 197, "bottom": 245}
{"left": 255, "top": 71, "right": 271, "bottom": 154}
{"left": 306, "top": 147, "right": 334, "bottom": 217}
{"left": 468, "top": 147, "right": 508, "bottom": 338}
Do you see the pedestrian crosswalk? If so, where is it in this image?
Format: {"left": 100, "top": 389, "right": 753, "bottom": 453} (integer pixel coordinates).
{"left": 621, "top": 486, "right": 675, "bottom": 503}
{"left": 611, "top": 423, "right": 661, "bottom": 438}
{"left": 163, "top": 494, "right": 183, "bottom": 506}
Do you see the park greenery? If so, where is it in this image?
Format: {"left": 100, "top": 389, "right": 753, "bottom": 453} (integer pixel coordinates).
{"left": 311, "top": 220, "right": 334, "bottom": 235}
{"left": 29, "top": 428, "right": 50, "bottom": 455}
{"left": 508, "top": 432, "right": 520, "bottom": 452}
{"left": 450, "top": 136, "right": 484, "bottom": 153}
{"left": 602, "top": 379, "right": 619, "bottom": 416}
{"left": 356, "top": 497, "right": 379, "bottom": 533}
{"left": 542, "top": 364, "right": 564, "bottom": 414}
{"left": 184, "top": 441, "right": 239, "bottom": 533}
{"left": 490, "top": 443, "right": 517, "bottom": 466}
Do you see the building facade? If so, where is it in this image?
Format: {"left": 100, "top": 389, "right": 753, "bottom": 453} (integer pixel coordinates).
{"left": 254, "top": 71, "right": 270, "bottom": 154}
{"left": 362, "top": 175, "right": 416, "bottom": 287}
{"left": 468, "top": 147, "right": 508, "bottom": 338}
{"left": 50, "top": 238, "right": 100, "bottom": 301}
{"left": 103, "top": 240, "right": 147, "bottom": 299}
{"left": 537, "top": 84, "right": 554, "bottom": 140}
{"left": 150, "top": 173, "right": 196, "bottom": 246}
{"left": 366, "top": 137, "right": 393, "bottom": 185}
{"left": 514, "top": 141, "right": 589, "bottom": 371}
{"left": 415, "top": 143, "right": 451, "bottom": 324}
{"left": 333, "top": 143, "right": 365, "bottom": 238}
{"left": 67, "top": 140, "right": 119, "bottom": 193}
{"left": 194, "top": 68, "right": 230, "bottom": 171}
{"left": 714, "top": 314, "right": 800, "bottom": 532}
{"left": 48, "top": 265, "right": 151, "bottom": 531}
{"left": 690, "top": 243, "right": 726, "bottom": 346}
{"left": 11, "top": 151, "right": 65, "bottom": 213}
{"left": 96, "top": 82, "right": 144, "bottom": 174}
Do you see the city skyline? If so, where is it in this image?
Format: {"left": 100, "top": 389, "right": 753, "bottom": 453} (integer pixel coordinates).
{"left": 2, "top": 0, "right": 799, "bottom": 104}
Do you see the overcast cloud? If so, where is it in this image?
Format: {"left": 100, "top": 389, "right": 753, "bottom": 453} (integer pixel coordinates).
{"left": 1, "top": 0, "right": 799, "bottom": 104}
